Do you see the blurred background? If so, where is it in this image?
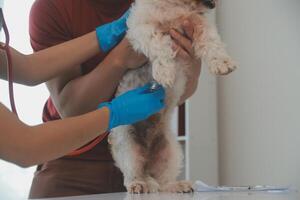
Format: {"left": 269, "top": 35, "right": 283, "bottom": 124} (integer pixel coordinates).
{"left": 0, "top": 0, "right": 49, "bottom": 199}
{"left": 189, "top": 0, "right": 300, "bottom": 190}
{"left": 0, "top": 0, "right": 299, "bottom": 199}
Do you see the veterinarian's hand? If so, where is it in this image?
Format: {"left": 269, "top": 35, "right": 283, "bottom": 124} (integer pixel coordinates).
{"left": 96, "top": 10, "right": 130, "bottom": 52}
{"left": 98, "top": 83, "right": 165, "bottom": 130}
{"left": 170, "top": 20, "right": 202, "bottom": 103}
{"left": 108, "top": 38, "right": 148, "bottom": 70}
{"left": 170, "top": 20, "right": 201, "bottom": 72}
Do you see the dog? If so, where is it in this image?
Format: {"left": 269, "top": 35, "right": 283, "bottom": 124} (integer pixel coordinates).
{"left": 108, "top": 0, "right": 237, "bottom": 193}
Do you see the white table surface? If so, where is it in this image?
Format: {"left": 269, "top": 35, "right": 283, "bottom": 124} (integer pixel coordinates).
{"left": 33, "top": 192, "right": 299, "bottom": 200}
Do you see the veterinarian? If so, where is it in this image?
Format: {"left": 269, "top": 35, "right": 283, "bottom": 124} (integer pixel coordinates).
{"left": 28, "top": 0, "right": 202, "bottom": 198}
{"left": 0, "top": 3, "right": 165, "bottom": 171}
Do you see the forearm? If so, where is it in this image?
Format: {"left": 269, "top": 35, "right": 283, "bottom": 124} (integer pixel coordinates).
{"left": 179, "top": 65, "right": 201, "bottom": 105}
{"left": 0, "top": 32, "right": 99, "bottom": 86}
{"left": 27, "top": 31, "right": 99, "bottom": 85}
{"left": 22, "top": 108, "right": 109, "bottom": 166}
{"left": 55, "top": 57, "right": 127, "bottom": 117}
{"left": 0, "top": 104, "right": 109, "bottom": 167}
{"left": 179, "top": 77, "right": 199, "bottom": 105}
{"left": 48, "top": 38, "right": 146, "bottom": 118}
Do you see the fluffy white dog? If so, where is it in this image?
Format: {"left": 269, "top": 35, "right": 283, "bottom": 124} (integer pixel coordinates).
{"left": 109, "top": 0, "right": 236, "bottom": 193}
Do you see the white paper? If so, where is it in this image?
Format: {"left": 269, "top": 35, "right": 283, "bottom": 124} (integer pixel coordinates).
{"left": 194, "top": 180, "right": 292, "bottom": 193}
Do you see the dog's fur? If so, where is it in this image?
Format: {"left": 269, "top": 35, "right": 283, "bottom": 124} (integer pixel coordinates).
{"left": 109, "top": 0, "right": 236, "bottom": 193}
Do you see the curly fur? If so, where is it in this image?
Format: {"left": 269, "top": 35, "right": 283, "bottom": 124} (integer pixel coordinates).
{"left": 109, "top": 0, "right": 237, "bottom": 193}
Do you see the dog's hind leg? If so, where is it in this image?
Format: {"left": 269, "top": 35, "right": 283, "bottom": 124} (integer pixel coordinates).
{"left": 147, "top": 125, "right": 194, "bottom": 193}
{"left": 109, "top": 126, "right": 148, "bottom": 193}
{"left": 158, "top": 139, "right": 194, "bottom": 193}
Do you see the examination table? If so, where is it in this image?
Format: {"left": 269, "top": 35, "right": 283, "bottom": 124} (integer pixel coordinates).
{"left": 32, "top": 191, "right": 298, "bottom": 200}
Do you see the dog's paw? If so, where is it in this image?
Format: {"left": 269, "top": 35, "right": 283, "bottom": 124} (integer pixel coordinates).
{"left": 210, "top": 57, "right": 237, "bottom": 75}
{"left": 162, "top": 181, "right": 194, "bottom": 193}
{"left": 127, "top": 181, "right": 149, "bottom": 194}
{"left": 145, "top": 177, "right": 160, "bottom": 193}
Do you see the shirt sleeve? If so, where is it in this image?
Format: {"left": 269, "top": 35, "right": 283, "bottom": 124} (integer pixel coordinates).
{"left": 29, "top": 0, "right": 73, "bottom": 52}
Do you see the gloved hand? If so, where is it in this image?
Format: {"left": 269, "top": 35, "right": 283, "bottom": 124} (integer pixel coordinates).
{"left": 96, "top": 10, "right": 130, "bottom": 52}
{"left": 98, "top": 83, "right": 165, "bottom": 130}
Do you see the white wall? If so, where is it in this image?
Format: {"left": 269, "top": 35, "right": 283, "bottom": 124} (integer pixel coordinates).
{"left": 187, "top": 12, "right": 219, "bottom": 185}
{"left": 0, "top": 1, "right": 48, "bottom": 199}
{"left": 217, "top": 0, "right": 300, "bottom": 189}
{"left": 188, "top": 68, "right": 219, "bottom": 185}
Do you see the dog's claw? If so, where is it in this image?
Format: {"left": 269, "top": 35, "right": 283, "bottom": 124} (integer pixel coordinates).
{"left": 162, "top": 181, "right": 194, "bottom": 193}
{"left": 210, "top": 58, "right": 237, "bottom": 75}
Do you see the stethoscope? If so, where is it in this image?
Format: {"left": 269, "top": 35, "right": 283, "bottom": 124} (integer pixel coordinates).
{"left": 0, "top": 5, "right": 18, "bottom": 116}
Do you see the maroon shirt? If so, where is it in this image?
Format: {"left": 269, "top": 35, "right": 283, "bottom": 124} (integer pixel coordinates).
{"left": 29, "top": 0, "right": 132, "bottom": 198}
{"left": 29, "top": 0, "right": 131, "bottom": 122}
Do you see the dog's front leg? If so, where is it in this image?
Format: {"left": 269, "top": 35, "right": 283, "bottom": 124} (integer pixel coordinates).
{"left": 192, "top": 16, "right": 237, "bottom": 75}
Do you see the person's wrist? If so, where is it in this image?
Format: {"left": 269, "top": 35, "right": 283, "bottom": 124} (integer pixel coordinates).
{"left": 194, "top": 61, "right": 202, "bottom": 76}
{"left": 98, "top": 102, "right": 113, "bottom": 130}
{"left": 187, "top": 60, "right": 201, "bottom": 78}
{"left": 97, "top": 106, "right": 110, "bottom": 131}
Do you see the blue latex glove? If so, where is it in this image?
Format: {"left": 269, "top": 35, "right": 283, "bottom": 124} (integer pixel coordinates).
{"left": 96, "top": 10, "right": 130, "bottom": 52}
{"left": 98, "top": 83, "right": 165, "bottom": 130}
